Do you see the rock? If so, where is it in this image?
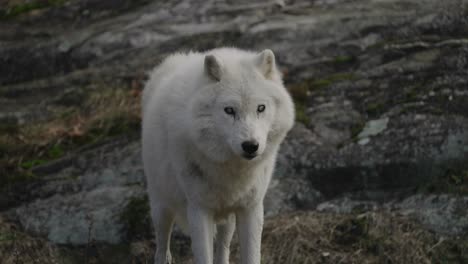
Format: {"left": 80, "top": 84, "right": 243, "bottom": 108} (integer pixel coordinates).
{"left": 317, "top": 197, "right": 379, "bottom": 214}
{"left": 357, "top": 117, "right": 389, "bottom": 139}
{"left": 7, "top": 140, "right": 147, "bottom": 245}
{"left": 317, "top": 194, "right": 468, "bottom": 236}
{"left": 389, "top": 194, "right": 468, "bottom": 236}
{"left": 13, "top": 186, "right": 143, "bottom": 244}
{"left": 308, "top": 100, "right": 363, "bottom": 146}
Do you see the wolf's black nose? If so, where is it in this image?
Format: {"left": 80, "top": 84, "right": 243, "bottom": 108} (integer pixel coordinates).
{"left": 242, "top": 141, "right": 259, "bottom": 154}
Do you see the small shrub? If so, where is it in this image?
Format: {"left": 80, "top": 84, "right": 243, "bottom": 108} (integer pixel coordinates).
{"left": 120, "top": 196, "right": 152, "bottom": 240}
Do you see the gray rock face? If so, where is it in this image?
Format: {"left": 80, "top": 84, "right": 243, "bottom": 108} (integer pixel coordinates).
{"left": 1, "top": 0, "right": 468, "bottom": 245}
{"left": 8, "top": 140, "right": 146, "bottom": 245}
{"left": 316, "top": 194, "right": 468, "bottom": 236}
{"left": 15, "top": 187, "right": 141, "bottom": 244}
{"left": 392, "top": 194, "right": 468, "bottom": 236}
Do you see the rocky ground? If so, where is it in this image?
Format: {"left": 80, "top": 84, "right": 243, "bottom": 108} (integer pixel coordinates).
{"left": 1, "top": 0, "right": 467, "bottom": 263}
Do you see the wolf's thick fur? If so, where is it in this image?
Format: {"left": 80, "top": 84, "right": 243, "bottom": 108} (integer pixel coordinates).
{"left": 142, "top": 48, "right": 294, "bottom": 264}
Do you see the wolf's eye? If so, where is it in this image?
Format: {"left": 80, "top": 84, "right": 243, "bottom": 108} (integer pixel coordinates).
{"left": 257, "top": 104, "right": 266, "bottom": 113}
{"left": 224, "top": 107, "right": 235, "bottom": 116}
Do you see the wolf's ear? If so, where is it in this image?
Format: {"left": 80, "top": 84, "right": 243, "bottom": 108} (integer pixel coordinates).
{"left": 204, "top": 55, "right": 223, "bottom": 81}
{"left": 255, "top": 49, "right": 276, "bottom": 79}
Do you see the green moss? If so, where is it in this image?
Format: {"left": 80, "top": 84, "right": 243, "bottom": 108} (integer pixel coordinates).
{"left": 404, "top": 88, "right": 419, "bottom": 101}
{"left": 350, "top": 122, "right": 365, "bottom": 141}
{"left": 295, "top": 103, "right": 310, "bottom": 125}
{"left": 0, "top": 232, "right": 17, "bottom": 242}
{"left": 47, "top": 144, "right": 64, "bottom": 159}
{"left": 401, "top": 82, "right": 425, "bottom": 103}
{"left": 0, "top": 123, "right": 19, "bottom": 135}
{"left": 311, "top": 73, "right": 357, "bottom": 90}
{"left": 366, "top": 101, "right": 385, "bottom": 116}
{"left": 18, "top": 144, "right": 63, "bottom": 170}
{"left": 120, "top": 196, "right": 152, "bottom": 240}
{"left": 288, "top": 82, "right": 309, "bottom": 103}
{"left": 289, "top": 73, "right": 358, "bottom": 102}
{"left": 418, "top": 161, "right": 468, "bottom": 195}
{"left": 20, "top": 159, "right": 47, "bottom": 169}
{"left": 333, "top": 55, "right": 354, "bottom": 64}
{"left": 0, "top": 0, "right": 65, "bottom": 19}
{"left": 311, "top": 79, "right": 333, "bottom": 89}
{"left": 327, "top": 73, "right": 357, "bottom": 82}
{"left": 289, "top": 73, "right": 357, "bottom": 125}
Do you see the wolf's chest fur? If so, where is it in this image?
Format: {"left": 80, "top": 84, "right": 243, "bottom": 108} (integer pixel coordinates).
{"left": 185, "top": 158, "right": 268, "bottom": 218}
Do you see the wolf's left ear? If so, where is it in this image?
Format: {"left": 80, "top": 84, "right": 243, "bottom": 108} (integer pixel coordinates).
{"left": 255, "top": 49, "right": 276, "bottom": 79}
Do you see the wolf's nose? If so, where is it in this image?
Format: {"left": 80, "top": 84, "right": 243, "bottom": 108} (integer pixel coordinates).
{"left": 242, "top": 141, "right": 259, "bottom": 154}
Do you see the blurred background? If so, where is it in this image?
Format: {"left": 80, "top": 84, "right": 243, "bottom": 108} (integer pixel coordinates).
{"left": 0, "top": 0, "right": 467, "bottom": 263}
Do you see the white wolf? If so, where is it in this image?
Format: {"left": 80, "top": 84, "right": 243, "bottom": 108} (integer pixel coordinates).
{"left": 142, "top": 48, "right": 294, "bottom": 264}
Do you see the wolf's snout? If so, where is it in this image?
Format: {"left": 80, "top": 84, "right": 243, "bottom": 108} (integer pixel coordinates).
{"left": 242, "top": 140, "right": 259, "bottom": 155}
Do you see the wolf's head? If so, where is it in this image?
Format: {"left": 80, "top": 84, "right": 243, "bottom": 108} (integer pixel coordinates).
{"left": 189, "top": 49, "right": 294, "bottom": 163}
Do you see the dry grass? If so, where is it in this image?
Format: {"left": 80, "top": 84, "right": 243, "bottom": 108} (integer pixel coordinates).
{"left": 180, "top": 212, "right": 466, "bottom": 264}
{"left": 257, "top": 212, "right": 467, "bottom": 264}
{"left": 0, "top": 85, "right": 141, "bottom": 187}
{"left": 1, "top": 212, "right": 466, "bottom": 264}
{"left": 0, "top": 216, "right": 62, "bottom": 264}
{"left": 260, "top": 213, "right": 430, "bottom": 264}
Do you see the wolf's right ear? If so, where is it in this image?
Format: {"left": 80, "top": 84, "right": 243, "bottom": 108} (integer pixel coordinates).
{"left": 204, "top": 55, "right": 223, "bottom": 81}
{"left": 255, "top": 49, "right": 276, "bottom": 79}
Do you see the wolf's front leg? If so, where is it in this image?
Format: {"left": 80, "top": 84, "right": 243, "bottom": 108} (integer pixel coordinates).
{"left": 236, "top": 203, "right": 264, "bottom": 264}
{"left": 152, "top": 206, "right": 174, "bottom": 264}
{"left": 188, "top": 205, "right": 215, "bottom": 264}
{"left": 214, "top": 214, "right": 235, "bottom": 264}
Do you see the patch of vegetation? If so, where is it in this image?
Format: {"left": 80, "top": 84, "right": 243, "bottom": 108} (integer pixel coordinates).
{"left": 254, "top": 212, "right": 468, "bottom": 264}
{"left": 289, "top": 73, "right": 358, "bottom": 98}
{"left": 0, "top": 232, "right": 16, "bottom": 242}
{"left": 86, "top": 112, "right": 140, "bottom": 141}
{"left": 120, "top": 196, "right": 152, "bottom": 241}
{"left": 365, "top": 101, "right": 385, "bottom": 116}
{"left": 20, "top": 159, "right": 47, "bottom": 169}
{"left": 295, "top": 102, "right": 310, "bottom": 125}
{"left": 287, "top": 82, "right": 309, "bottom": 103}
{"left": 0, "top": 123, "right": 20, "bottom": 135}
{"left": 333, "top": 216, "right": 369, "bottom": 245}
{"left": 18, "top": 145, "right": 64, "bottom": 169}
{"left": 288, "top": 73, "right": 358, "bottom": 125}
{"left": 350, "top": 122, "right": 365, "bottom": 141}
{"left": 289, "top": 72, "right": 358, "bottom": 97}
{"left": 311, "top": 78, "right": 333, "bottom": 89}
{"left": 419, "top": 161, "right": 468, "bottom": 195}
{"left": 0, "top": 0, "right": 65, "bottom": 19}
{"left": 287, "top": 81, "right": 312, "bottom": 125}
{"left": 431, "top": 239, "right": 468, "bottom": 264}
{"left": 404, "top": 87, "right": 420, "bottom": 101}
{"left": 0, "top": 85, "right": 141, "bottom": 189}
{"left": 0, "top": 216, "right": 62, "bottom": 263}
{"left": 312, "top": 73, "right": 357, "bottom": 89}
{"left": 333, "top": 55, "right": 355, "bottom": 64}
{"left": 47, "top": 144, "right": 64, "bottom": 159}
